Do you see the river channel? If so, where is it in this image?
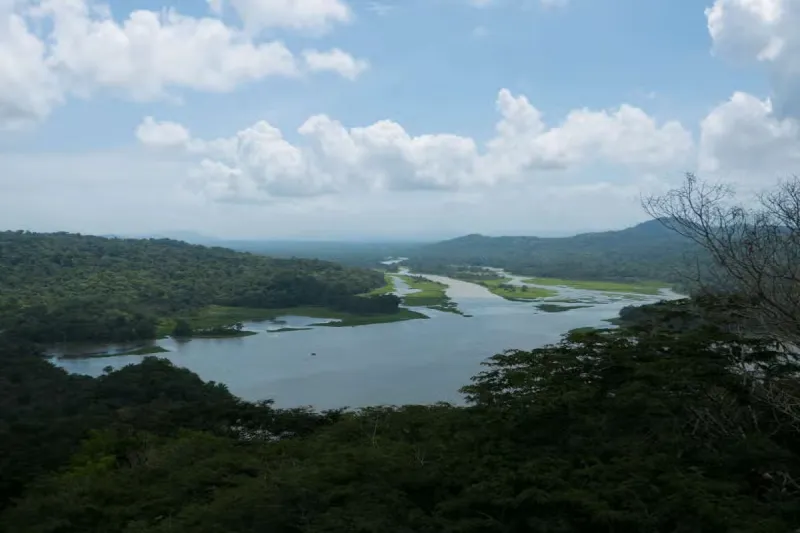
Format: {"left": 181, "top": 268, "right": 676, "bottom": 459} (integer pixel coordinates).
{"left": 53, "top": 271, "right": 683, "bottom": 410}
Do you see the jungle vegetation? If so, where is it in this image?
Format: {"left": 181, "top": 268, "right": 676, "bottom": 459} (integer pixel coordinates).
{"left": 0, "top": 232, "right": 399, "bottom": 343}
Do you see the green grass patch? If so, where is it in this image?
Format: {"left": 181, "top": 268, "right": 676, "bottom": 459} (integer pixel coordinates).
{"left": 567, "top": 326, "right": 613, "bottom": 335}
{"left": 267, "top": 327, "right": 313, "bottom": 333}
{"left": 397, "top": 275, "right": 467, "bottom": 315}
{"left": 428, "top": 303, "right": 468, "bottom": 316}
{"left": 522, "top": 277, "right": 669, "bottom": 295}
{"left": 59, "top": 344, "right": 170, "bottom": 359}
{"left": 477, "top": 279, "right": 557, "bottom": 300}
{"left": 312, "top": 308, "right": 429, "bottom": 327}
{"left": 397, "top": 275, "right": 449, "bottom": 306}
{"left": 158, "top": 303, "right": 429, "bottom": 337}
{"left": 536, "top": 303, "right": 591, "bottom": 313}
{"left": 157, "top": 306, "right": 282, "bottom": 336}
{"left": 192, "top": 330, "right": 259, "bottom": 339}
{"left": 545, "top": 298, "right": 601, "bottom": 304}
{"left": 361, "top": 274, "right": 396, "bottom": 296}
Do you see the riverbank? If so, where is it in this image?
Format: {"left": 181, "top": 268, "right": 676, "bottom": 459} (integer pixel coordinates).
{"left": 396, "top": 275, "right": 466, "bottom": 315}
{"left": 313, "top": 308, "right": 428, "bottom": 327}
{"left": 158, "top": 303, "right": 426, "bottom": 337}
{"left": 522, "top": 277, "right": 669, "bottom": 295}
{"left": 537, "top": 303, "right": 592, "bottom": 313}
{"left": 58, "top": 345, "right": 170, "bottom": 359}
{"left": 477, "top": 279, "right": 558, "bottom": 300}
{"left": 52, "top": 266, "right": 686, "bottom": 406}
{"left": 362, "top": 274, "right": 396, "bottom": 296}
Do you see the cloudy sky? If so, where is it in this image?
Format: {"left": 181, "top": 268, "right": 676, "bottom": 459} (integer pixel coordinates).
{"left": 1, "top": 0, "right": 797, "bottom": 240}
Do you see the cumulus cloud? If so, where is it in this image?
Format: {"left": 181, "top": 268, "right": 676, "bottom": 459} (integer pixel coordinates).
{"left": 137, "top": 89, "right": 693, "bottom": 202}
{"left": 135, "top": 117, "right": 192, "bottom": 148}
{"left": 699, "top": 91, "right": 800, "bottom": 177}
{"left": 0, "top": 0, "right": 360, "bottom": 129}
{"left": 0, "top": 3, "right": 62, "bottom": 129}
{"left": 302, "top": 49, "right": 369, "bottom": 79}
{"left": 700, "top": 0, "right": 800, "bottom": 184}
{"left": 208, "top": 0, "right": 351, "bottom": 33}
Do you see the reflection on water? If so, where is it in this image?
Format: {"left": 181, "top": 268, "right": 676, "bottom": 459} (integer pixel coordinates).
{"left": 53, "top": 271, "right": 683, "bottom": 410}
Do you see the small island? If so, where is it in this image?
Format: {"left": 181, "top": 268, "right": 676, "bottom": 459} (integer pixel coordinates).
{"left": 522, "top": 277, "right": 669, "bottom": 295}
{"left": 476, "top": 279, "right": 557, "bottom": 300}
{"left": 536, "top": 303, "right": 591, "bottom": 313}
{"left": 396, "top": 274, "right": 466, "bottom": 315}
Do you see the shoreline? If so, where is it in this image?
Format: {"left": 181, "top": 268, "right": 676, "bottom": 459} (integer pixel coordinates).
{"left": 48, "top": 305, "right": 429, "bottom": 359}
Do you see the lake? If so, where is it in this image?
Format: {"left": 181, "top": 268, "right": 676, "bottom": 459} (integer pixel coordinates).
{"left": 53, "top": 272, "right": 683, "bottom": 410}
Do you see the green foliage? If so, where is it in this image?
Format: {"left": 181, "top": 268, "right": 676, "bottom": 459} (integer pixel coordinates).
{"left": 397, "top": 274, "right": 464, "bottom": 315}
{"left": 313, "top": 307, "right": 429, "bottom": 327}
{"left": 536, "top": 303, "right": 590, "bottom": 313}
{"left": 477, "top": 278, "right": 558, "bottom": 299}
{"left": 0, "top": 231, "right": 391, "bottom": 343}
{"left": 0, "top": 342, "right": 342, "bottom": 513}
{"left": 171, "top": 319, "right": 193, "bottom": 337}
{"left": 361, "top": 274, "right": 395, "bottom": 296}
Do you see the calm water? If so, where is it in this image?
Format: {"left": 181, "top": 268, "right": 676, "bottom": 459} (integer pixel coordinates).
{"left": 53, "top": 273, "right": 682, "bottom": 410}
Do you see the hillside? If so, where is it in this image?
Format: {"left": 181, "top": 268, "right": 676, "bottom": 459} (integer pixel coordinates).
{"left": 407, "top": 219, "right": 702, "bottom": 283}
{"left": 0, "top": 231, "right": 389, "bottom": 343}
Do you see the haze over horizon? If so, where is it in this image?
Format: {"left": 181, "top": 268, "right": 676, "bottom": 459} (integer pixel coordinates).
{"left": 1, "top": 0, "right": 797, "bottom": 239}
{"left": 111, "top": 224, "right": 628, "bottom": 243}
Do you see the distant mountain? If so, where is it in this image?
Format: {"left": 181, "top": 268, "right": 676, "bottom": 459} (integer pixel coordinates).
{"left": 408, "top": 219, "right": 703, "bottom": 283}
{"left": 100, "top": 231, "right": 218, "bottom": 244}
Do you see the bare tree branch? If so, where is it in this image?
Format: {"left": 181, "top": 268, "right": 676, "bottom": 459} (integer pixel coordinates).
{"left": 643, "top": 173, "right": 800, "bottom": 348}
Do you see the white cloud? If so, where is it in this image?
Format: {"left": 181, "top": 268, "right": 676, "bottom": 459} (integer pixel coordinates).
{"left": 706, "top": 0, "right": 787, "bottom": 64}
{"left": 0, "top": 0, "right": 362, "bottom": 129}
{"left": 699, "top": 91, "right": 800, "bottom": 177}
{"left": 135, "top": 117, "right": 192, "bottom": 148}
{"left": 699, "top": 0, "right": 800, "bottom": 185}
{"left": 0, "top": 4, "right": 62, "bottom": 129}
{"left": 35, "top": 1, "right": 299, "bottom": 99}
{"left": 137, "top": 88, "right": 693, "bottom": 202}
{"left": 302, "top": 49, "right": 369, "bottom": 80}
{"left": 209, "top": 0, "right": 351, "bottom": 33}
{"left": 0, "top": 149, "right": 666, "bottom": 238}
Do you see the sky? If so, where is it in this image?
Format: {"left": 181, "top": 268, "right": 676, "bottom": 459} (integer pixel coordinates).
{"left": 0, "top": 0, "right": 798, "bottom": 240}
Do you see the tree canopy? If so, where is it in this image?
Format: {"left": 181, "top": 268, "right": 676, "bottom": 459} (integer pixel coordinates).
{"left": 0, "top": 231, "right": 391, "bottom": 343}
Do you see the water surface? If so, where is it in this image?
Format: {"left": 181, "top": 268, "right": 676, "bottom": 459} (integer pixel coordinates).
{"left": 54, "top": 272, "right": 682, "bottom": 410}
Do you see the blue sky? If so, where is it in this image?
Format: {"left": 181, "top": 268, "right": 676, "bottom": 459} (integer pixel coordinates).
{"left": 0, "top": 0, "right": 797, "bottom": 239}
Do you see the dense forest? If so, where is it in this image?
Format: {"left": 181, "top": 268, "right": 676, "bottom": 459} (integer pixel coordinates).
{"left": 1, "top": 296, "right": 799, "bottom": 532}
{"left": 0, "top": 232, "right": 393, "bottom": 343}
{"left": 406, "top": 219, "right": 703, "bottom": 284}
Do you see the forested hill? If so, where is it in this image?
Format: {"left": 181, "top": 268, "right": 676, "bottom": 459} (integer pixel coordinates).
{"left": 0, "top": 231, "right": 387, "bottom": 343}
{"left": 407, "top": 219, "right": 701, "bottom": 282}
